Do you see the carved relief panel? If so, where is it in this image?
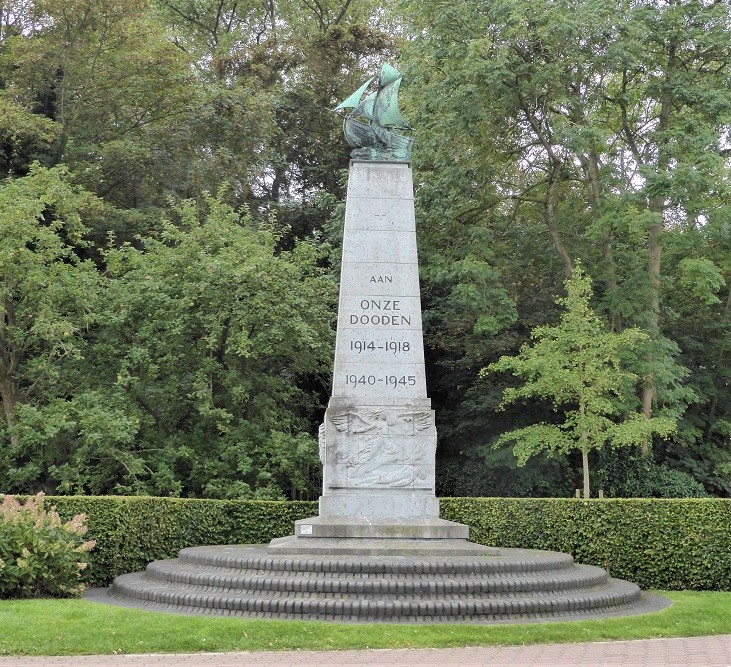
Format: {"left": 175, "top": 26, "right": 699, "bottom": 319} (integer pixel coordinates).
{"left": 324, "top": 407, "right": 436, "bottom": 491}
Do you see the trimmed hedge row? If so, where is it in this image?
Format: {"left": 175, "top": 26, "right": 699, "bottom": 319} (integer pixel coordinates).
{"left": 41, "top": 496, "right": 731, "bottom": 590}
{"left": 44, "top": 496, "right": 317, "bottom": 586}
{"left": 440, "top": 498, "right": 731, "bottom": 591}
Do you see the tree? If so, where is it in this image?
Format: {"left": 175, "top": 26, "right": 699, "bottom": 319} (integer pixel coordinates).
{"left": 399, "top": 0, "right": 731, "bottom": 492}
{"left": 483, "top": 269, "right": 675, "bottom": 498}
{"left": 22, "top": 194, "right": 335, "bottom": 498}
{"left": 94, "top": 196, "right": 336, "bottom": 498}
{"left": 0, "top": 165, "right": 101, "bottom": 486}
{"left": 1, "top": 0, "right": 195, "bottom": 177}
{"left": 155, "top": 0, "right": 397, "bottom": 240}
{"left": 661, "top": 233, "right": 731, "bottom": 494}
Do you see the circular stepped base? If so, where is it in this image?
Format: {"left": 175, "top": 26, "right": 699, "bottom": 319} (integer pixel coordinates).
{"left": 98, "top": 544, "right": 670, "bottom": 623}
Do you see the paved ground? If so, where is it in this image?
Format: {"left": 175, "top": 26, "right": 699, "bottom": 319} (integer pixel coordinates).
{"left": 1, "top": 635, "right": 730, "bottom": 667}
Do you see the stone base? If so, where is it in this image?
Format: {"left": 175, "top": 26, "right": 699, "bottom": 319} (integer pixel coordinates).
{"left": 100, "top": 544, "right": 671, "bottom": 623}
{"left": 267, "top": 535, "right": 497, "bottom": 556}
{"left": 294, "top": 515, "right": 468, "bottom": 539}
{"left": 318, "top": 492, "right": 439, "bottom": 518}
{"left": 281, "top": 512, "right": 477, "bottom": 556}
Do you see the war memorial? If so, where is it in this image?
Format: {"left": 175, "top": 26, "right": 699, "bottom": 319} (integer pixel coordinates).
{"left": 104, "top": 65, "right": 668, "bottom": 622}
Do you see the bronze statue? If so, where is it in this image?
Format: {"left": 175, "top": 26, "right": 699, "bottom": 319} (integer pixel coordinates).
{"left": 334, "top": 63, "right": 413, "bottom": 161}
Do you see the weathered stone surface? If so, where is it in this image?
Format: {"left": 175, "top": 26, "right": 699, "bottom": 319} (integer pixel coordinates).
{"left": 320, "top": 161, "right": 437, "bottom": 520}
{"left": 293, "top": 516, "right": 469, "bottom": 540}
{"left": 97, "top": 544, "right": 672, "bottom": 623}
{"left": 267, "top": 536, "right": 494, "bottom": 557}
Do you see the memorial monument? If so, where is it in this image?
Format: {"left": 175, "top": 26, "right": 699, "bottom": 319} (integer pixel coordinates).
{"left": 103, "top": 65, "right": 666, "bottom": 622}
{"left": 268, "top": 64, "right": 479, "bottom": 552}
{"left": 320, "top": 159, "right": 437, "bottom": 521}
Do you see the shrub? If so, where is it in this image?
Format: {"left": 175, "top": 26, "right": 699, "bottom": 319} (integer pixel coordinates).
{"left": 436, "top": 455, "right": 574, "bottom": 498}
{"left": 0, "top": 493, "right": 95, "bottom": 598}
{"left": 595, "top": 450, "right": 709, "bottom": 498}
{"left": 44, "top": 496, "right": 317, "bottom": 585}
{"left": 440, "top": 497, "right": 731, "bottom": 591}
{"left": 40, "top": 495, "right": 731, "bottom": 591}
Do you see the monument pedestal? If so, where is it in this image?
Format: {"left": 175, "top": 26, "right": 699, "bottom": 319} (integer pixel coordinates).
{"left": 294, "top": 516, "right": 467, "bottom": 540}
{"left": 264, "top": 514, "right": 493, "bottom": 556}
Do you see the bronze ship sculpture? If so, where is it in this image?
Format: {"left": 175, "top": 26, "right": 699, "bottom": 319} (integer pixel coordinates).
{"left": 334, "top": 63, "right": 413, "bottom": 162}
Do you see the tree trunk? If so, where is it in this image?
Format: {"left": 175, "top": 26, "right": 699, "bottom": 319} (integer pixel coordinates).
{"left": 640, "top": 38, "right": 676, "bottom": 456}
{"left": 1, "top": 294, "right": 23, "bottom": 449}
{"left": 545, "top": 161, "right": 573, "bottom": 280}
{"left": 0, "top": 377, "right": 22, "bottom": 449}
{"left": 640, "top": 214, "right": 662, "bottom": 455}
{"left": 579, "top": 149, "right": 622, "bottom": 332}
{"left": 517, "top": 97, "right": 573, "bottom": 280}
{"left": 582, "top": 447, "right": 590, "bottom": 499}
{"left": 604, "top": 229, "right": 622, "bottom": 333}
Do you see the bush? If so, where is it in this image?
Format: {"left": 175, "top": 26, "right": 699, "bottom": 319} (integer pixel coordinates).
{"left": 41, "top": 495, "right": 731, "bottom": 591}
{"left": 436, "top": 455, "right": 574, "bottom": 498}
{"left": 44, "top": 496, "right": 318, "bottom": 585}
{"left": 440, "top": 497, "right": 731, "bottom": 591}
{"left": 595, "top": 450, "right": 709, "bottom": 498}
{"left": 0, "top": 493, "right": 95, "bottom": 598}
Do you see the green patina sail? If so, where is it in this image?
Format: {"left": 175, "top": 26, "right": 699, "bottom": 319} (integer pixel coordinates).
{"left": 334, "top": 77, "right": 374, "bottom": 114}
{"left": 334, "top": 64, "right": 413, "bottom": 162}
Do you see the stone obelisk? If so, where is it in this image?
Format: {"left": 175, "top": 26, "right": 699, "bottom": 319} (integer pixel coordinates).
{"left": 318, "top": 160, "right": 439, "bottom": 521}
{"left": 267, "top": 64, "right": 474, "bottom": 552}
{"left": 273, "top": 64, "right": 472, "bottom": 547}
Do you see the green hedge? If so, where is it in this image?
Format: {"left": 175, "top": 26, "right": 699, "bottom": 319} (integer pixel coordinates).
{"left": 440, "top": 498, "right": 731, "bottom": 591}
{"left": 43, "top": 496, "right": 317, "bottom": 585}
{"left": 40, "top": 496, "right": 731, "bottom": 590}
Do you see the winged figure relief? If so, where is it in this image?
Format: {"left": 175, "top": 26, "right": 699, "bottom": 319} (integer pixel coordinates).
{"left": 408, "top": 441, "right": 433, "bottom": 463}
{"left": 356, "top": 463, "right": 432, "bottom": 489}
{"left": 397, "top": 411, "right": 434, "bottom": 434}
{"left": 358, "top": 465, "right": 413, "bottom": 488}
{"left": 328, "top": 411, "right": 378, "bottom": 435}
{"left": 334, "top": 434, "right": 381, "bottom": 467}
{"left": 358, "top": 408, "right": 404, "bottom": 433}
{"left": 329, "top": 409, "right": 434, "bottom": 436}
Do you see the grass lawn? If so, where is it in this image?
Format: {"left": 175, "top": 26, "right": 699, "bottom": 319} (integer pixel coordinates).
{"left": 0, "top": 591, "right": 730, "bottom": 656}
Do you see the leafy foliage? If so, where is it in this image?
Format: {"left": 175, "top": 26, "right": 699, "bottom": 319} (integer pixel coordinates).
{"left": 1, "top": 191, "right": 336, "bottom": 499}
{"left": 595, "top": 449, "right": 709, "bottom": 499}
{"left": 0, "top": 164, "right": 102, "bottom": 484}
{"left": 484, "top": 269, "right": 675, "bottom": 497}
{"left": 38, "top": 494, "right": 731, "bottom": 591}
{"left": 436, "top": 453, "right": 574, "bottom": 499}
{"left": 401, "top": 0, "right": 731, "bottom": 495}
{"left": 441, "top": 497, "right": 731, "bottom": 591}
{"left": 0, "top": 493, "right": 94, "bottom": 598}
{"left": 1, "top": 0, "right": 731, "bottom": 499}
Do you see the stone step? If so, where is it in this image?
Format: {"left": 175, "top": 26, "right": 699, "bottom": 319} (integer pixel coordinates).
{"left": 267, "top": 535, "right": 497, "bottom": 556}
{"left": 97, "top": 544, "right": 671, "bottom": 623}
{"left": 109, "top": 571, "right": 641, "bottom": 622}
{"left": 143, "top": 559, "right": 610, "bottom": 596}
{"left": 177, "top": 545, "right": 575, "bottom": 575}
